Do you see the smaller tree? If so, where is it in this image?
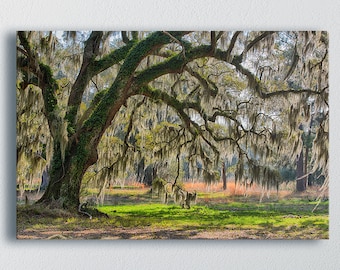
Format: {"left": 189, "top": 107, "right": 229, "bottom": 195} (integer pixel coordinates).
{"left": 222, "top": 161, "right": 227, "bottom": 190}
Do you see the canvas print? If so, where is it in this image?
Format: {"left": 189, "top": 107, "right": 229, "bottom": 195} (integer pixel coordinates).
{"left": 16, "top": 31, "right": 328, "bottom": 239}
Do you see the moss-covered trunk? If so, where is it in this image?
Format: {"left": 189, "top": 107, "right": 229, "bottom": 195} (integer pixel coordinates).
{"left": 38, "top": 137, "right": 93, "bottom": 211}
{"left": 36, "top": 31, "right": 192, "bottom": 212}
{"left": 38, "top": 80, "right": 129, "bottom": 211}
{"left": 38, "top": 130, "right": 101, "bottom": 210}
{"left": 37, "top": 142, "right": 64, "bottom": 203}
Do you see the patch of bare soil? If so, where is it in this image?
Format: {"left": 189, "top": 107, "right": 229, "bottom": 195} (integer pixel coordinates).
{"left": 16, "top": 226, "right": 324, "bottom": 240}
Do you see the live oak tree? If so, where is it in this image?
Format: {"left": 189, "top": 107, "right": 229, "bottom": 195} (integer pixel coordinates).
{"left": 16, "top": 31, "right": 328, "bottom": 211}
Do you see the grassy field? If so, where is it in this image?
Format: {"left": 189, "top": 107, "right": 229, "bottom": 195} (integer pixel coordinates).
{"left": 16, "top": 183, "right": 328, "bottom": 240}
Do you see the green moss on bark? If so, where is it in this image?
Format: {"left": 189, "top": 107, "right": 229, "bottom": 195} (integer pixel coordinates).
{"left": 39, "top": 63, "right": 58, "bottom": 115}
{"left": 38, "top": 31, "right": 192, "bottom": 211}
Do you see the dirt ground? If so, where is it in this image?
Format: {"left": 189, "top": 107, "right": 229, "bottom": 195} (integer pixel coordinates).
{"left": 17, "top": 225, "right": 325, "bottom": 240}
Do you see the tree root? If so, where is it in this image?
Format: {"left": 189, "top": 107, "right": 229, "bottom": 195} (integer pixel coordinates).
{"left": 78, "top": 202, "right": 109, "bottom": 219}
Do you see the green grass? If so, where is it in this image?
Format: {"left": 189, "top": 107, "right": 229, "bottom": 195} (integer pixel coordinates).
{"left": 16, "top": 190, "right": 329, "bottom": 239}
{"left": 96, "top": 200, "right": 328, "bottom": 232}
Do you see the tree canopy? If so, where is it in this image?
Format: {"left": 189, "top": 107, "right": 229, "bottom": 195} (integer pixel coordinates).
{"left": 16, "top": 31, "right": 329, "bottom": 210}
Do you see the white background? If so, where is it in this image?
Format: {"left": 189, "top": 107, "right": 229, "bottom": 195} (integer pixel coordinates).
{"left": 1, "top": 0, "right": 339, "bottom": 269}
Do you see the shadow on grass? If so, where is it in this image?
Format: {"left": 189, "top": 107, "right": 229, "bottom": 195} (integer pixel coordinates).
{"left": 17, "top": 193, "right": 329, "bottom": 240}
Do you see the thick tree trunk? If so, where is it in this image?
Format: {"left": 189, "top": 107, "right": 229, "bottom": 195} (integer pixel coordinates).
{"left": 37, "top": 142, "right": 65, "bottom": 203}
{"left": 38, "top": 85, "right": 130, "bottom": 211}
{"left": 37, "top": 133, "right": 99, "bottom": 210}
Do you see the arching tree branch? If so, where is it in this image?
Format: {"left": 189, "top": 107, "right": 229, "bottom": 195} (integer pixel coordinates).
{"left": 240, "top": 31, "right": 275, "bottom": 60}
